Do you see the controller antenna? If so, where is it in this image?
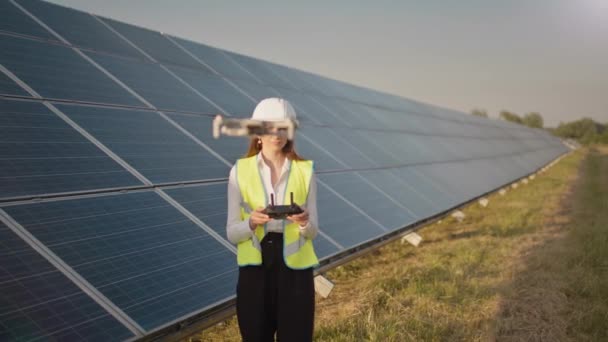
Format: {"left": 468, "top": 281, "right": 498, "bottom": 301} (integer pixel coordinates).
{"left": 270, "top": 193, "right": 275, "bottom": 207}
{"left": 290, "top": 192, "right": 294, "bottom": 206}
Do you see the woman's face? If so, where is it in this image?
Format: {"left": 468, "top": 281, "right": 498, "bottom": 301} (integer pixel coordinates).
{"left": 259, "top": 127, "right": 288, "bottom": 153}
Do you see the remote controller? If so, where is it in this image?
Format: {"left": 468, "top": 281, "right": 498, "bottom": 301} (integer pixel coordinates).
{"left": 262, "top": 192, "right": 303, "bottom": 219}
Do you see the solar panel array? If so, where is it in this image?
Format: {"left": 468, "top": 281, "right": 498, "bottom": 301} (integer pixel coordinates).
{"left": 0, "top": 0, "right": 568, "bottom": 340}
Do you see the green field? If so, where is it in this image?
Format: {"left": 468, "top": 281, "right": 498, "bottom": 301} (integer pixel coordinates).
{"left": 191, "top": 146, "right": 607, "bottom": 341}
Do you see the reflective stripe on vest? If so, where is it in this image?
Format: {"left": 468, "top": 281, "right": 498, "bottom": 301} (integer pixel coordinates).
{"left": 236, "top": 155, "right": 319, "bottom": 269}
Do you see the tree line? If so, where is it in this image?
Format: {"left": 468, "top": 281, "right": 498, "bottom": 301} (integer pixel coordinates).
{"left": 470, "top": 109, "right": 608, "bottom": 145}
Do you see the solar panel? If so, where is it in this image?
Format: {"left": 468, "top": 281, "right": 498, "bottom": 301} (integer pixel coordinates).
{"left": 15, "top": 0, "right": 143, "bottom": 58}
{"left": 224, "top": 52, "right": 297, "bottom": 90}
{"left": 3, "top": 191, "right": 238, "bottom": 331}
{"left": 0, "top": 219, "right": 135, "bottom": 341}
{"left": 97, "top": 17, "right": 204, "bottom": 70}
{"left": 167, "top": 65, "right": 256, "bottom": 117}
{"left": 300, "top": 126, "right": 376, "bottom": 169}
{"left": 0, "top": 0, "right": 569, "bottom": 340}
{"left": 0, "top": 99, "right": 142, "bottom": 200}
{"left": 315, "top": 181, "right": 388, "bottom": 248}
{"left": 0, "top": 35, "right": 142, "bottom": 106}
{"left": 84, "top": 51, "right": 222, "bottom": 113}
{"left": 319, "top": 172, "right": 417, "bottom": 230}
{"left": 169, "top": 36, "right": 261, "bottom": 84}
{"left": 55, "top": 104, "right": 231, "bottom": 183}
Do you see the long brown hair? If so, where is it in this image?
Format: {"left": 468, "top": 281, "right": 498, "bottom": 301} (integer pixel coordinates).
{"left": 243, "top": 137, "right": 306, "bottom": 161}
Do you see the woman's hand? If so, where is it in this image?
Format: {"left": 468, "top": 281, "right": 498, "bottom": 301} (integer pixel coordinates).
{"left": 249, "top": 207, "right": 271, "bottom": 230}
{"left": 287, "top": 208, "right": 309, "bottom": 227}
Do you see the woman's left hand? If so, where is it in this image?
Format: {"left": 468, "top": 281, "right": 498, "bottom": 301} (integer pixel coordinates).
{"left": 287, "top": 208, "right": 309, "bottom": 227}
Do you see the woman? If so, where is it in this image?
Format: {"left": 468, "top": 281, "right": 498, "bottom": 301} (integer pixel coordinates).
{"left": 226, "top": 98, "right": 319, "bottom": 341}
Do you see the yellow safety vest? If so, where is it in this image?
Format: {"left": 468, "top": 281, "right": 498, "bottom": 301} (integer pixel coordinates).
{"left": 235, "top": 155, "right": 319, "bottom": 269}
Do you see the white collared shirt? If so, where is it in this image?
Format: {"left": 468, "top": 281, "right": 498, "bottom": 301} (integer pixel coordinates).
{"left": 226, "top": 152, "right": 319, "bottom": 245}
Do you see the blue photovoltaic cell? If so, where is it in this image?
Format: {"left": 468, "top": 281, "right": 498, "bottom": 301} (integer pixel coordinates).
{"left": 336, "top": 101, "right": 385, "bottom": 129}
{"left": 0, "top": 99, "right": 142, "bottom": 200}
{"left": 0, "top": 1, "right": 57, "bottom": 41}
{"left": 269, "top": 88, "right": 330, "bottom": 125}
{"left": 312, "top": 233, "right": 341, "bottom": 260}
{"left": 333, "top": 128, "right": 401, "bottom": 167}
{"left": 84, "top": 51, "right": 221, "bottom": 114}
{"left": 392, "top": 166, "right": 460, "bottom": 210}
{"left": 168, "top": 65, "right": 256, "bottom": 117}
{"left": 294, "top": 131, "right": 345, "bottom": 172}
{"left": 359, "top": 169, "right": 440, "bottom": 220}
{"left": 17, "top": 0, "right": 143, "bottom": 58}
{"left": 230, "top": 79, "right": 280, "bottom": 104}
{"left": 316, "top": 180, "right": 386, "bottom": 248}
{"left": 224, "top": 52, "right": 295, "bottom": 90}
{"left": 0, "top": 35, "right": 142, "bottom": 106}
{"left": 260, "top": 63, "right": 310, "bottom": 90}
{"left": 163, "top": 183, "right": 229, "bottom": 239}
{"left": 56, "top": 104, "right": 230, "bottom": 183}
{"left": 0, "top": 220, "right": 134, "bottom": 342}
{"left": 170, "top": 36, "right": 260, "bottom": 84}
{"left": 0, "top": 71, "right": 29, "bottom": 97}
{"left": 417, "top": 162, "right": 480, "bottom": 202}
{"left": 299, "top": 126, "right": 375, "bottom": 169}
{"left": 287, "top": 93, "right": 346, "bottom": 126}
{"left": 320, "top": 172, "right": 417, "bottom": 230}
{"left": 100, "top": 17, "right": 210, "bottom": 71}
{"left": 3, "top": 191, "right": 238, "bottom": 331}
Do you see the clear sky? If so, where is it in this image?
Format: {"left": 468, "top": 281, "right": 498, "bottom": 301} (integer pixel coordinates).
{"left": 49, "top": 0, "right": 607, "bottom": 127}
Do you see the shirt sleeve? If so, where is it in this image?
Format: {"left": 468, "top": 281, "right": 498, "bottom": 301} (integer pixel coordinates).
{"left": 226, "top": 165, "right": 254, "bottom": 245}
{"left": 299, "top": 172, "right": 319, "bottom": 239}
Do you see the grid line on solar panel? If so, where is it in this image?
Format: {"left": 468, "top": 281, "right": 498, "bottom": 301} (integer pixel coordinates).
{"left": 3, "top": 191, "right": 238, "bottom": 331}
{"left": 0, "top": 215, "right": 136, "bottom": 341}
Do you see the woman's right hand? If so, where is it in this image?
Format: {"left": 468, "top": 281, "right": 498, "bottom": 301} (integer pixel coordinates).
{"left": 249, "top": 207, "right": 271, "bottom": 230}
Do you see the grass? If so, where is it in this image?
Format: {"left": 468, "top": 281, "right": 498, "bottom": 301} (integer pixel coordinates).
{"left": 187, "top": 146, "right": 608, "bottom": 341}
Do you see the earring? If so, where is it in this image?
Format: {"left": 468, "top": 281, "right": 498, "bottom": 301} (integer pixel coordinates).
{"left": 257, "top": 139, "right": 262, "bottom": 145}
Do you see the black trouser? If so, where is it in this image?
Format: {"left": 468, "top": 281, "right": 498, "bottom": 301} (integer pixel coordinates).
{"left": 236, "top": 232, "right": 314, "bottom": 342}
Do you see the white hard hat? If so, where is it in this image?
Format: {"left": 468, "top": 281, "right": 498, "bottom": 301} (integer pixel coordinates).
{"left": 251, "top": 98, "right": 297, "bottom": 122}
